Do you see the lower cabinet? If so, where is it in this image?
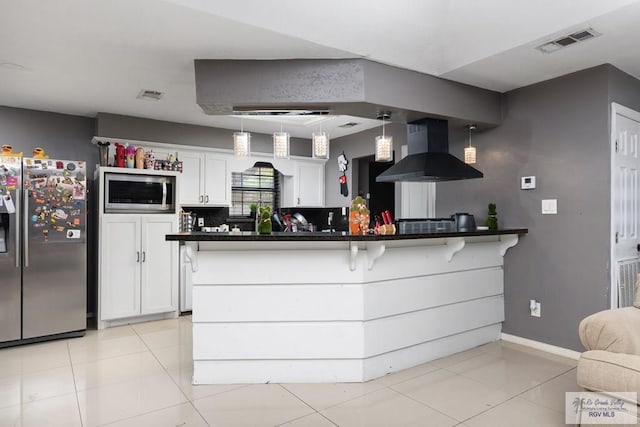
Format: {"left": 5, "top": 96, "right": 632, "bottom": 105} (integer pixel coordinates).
{"left": 100, "top": 214, "right": 178, "bottom": 322}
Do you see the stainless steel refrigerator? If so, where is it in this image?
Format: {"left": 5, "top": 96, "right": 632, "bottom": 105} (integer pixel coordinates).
{"left": 0, "top": 156, "right": 87, "bottom": 347}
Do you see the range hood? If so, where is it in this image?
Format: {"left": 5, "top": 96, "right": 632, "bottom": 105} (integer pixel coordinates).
{"left": 376, "top": 118, "right": 483, "bottom": 182}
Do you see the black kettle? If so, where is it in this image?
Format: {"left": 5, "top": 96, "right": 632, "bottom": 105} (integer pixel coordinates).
{"left": 451, "top": 213, "right": 476, "bottom": 231}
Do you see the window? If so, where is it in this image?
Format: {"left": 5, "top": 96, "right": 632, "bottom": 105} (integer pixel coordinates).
{"left": 230, "top": 163, "right": 279, "bottom": 216}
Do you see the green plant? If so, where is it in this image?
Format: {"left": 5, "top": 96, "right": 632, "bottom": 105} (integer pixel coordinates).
{"left": 249, "top": 202, "right": 258, "bottom": 212}
{"left": 486, "top": 203, "right": 498, "bottom": 230}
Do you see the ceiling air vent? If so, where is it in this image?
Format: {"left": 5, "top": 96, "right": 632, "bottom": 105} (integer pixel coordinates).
{"left": 338, "top": 122, "right": 360, "bottom": 128}
{"left": 136, "top": 89, "right": 164, "bottom": 101}
{"left": 536, "top": 27, "right": 600, "bottom": 54}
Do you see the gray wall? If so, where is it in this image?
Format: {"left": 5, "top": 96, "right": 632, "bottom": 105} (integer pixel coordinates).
{"left": 438, "top": 65, "right": 612, "bottom": 351}
{"left": 608, "top": 66, "right": 640, "bottom": 113}
{"left": 0, "top": 106, "right": 98, "bottom": 319}
{"left": 0, "top": 106, "right": 96, "bottom": 162}
{"left": 96, "top": 113, "right": 312, "bottom": 157}
{"left": 325, "top": 123, "right": 407, "bottom": 207}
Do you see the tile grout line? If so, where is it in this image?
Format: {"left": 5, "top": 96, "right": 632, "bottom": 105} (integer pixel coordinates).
{"left": 276, "top": 384, "right": 339, "bottom": 427}
{"left": 67, "top": 340, "right": 85, "bottom": 427}
{"left": 387, "top": 378, "right": 467, "bottom": 425}
{"left": 455, "top": 366, "right": 577, "bottom": 424}
{"left": 132, "top": 318, "right": 216, "bottom": 427}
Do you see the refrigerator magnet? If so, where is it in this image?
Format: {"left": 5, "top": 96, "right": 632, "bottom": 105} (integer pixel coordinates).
{"left": 53, "top": 209, "right": 68, "bottom": 220}
{"left": 66, "top": 230, "right": 80, "bottom": 239}
{"left": 3, "top": 193, "right": 15, "bottom": 213}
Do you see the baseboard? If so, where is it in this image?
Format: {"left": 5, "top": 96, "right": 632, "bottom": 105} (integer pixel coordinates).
{"left": 501, "top": 333, "right": 581, "bottom": 361}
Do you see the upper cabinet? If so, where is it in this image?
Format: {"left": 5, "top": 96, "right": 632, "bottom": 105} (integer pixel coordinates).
{"left": 179, "top": 151, "right": 230, "bottom": 206}
{"left": 295, "top": 161, "right": 325, "bottom": 207}
{"left": 92, "top": 137, "right": 326, "bottom": 209}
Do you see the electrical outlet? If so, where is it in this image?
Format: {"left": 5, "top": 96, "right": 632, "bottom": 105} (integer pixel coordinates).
{"left": 197, "top": 217, "right": 204, "bottom": 227}
{"left": 530, "top": 299, "right": 541, "bottom": 317}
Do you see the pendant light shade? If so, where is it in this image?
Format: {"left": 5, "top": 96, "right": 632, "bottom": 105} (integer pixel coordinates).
{"left": 273, "top": 131, "right": 290, "bottom": 159}
{"left": 464, "top": 124, "right": 477, "bottom": 164}
{"left": 312, "top": 131, "right": 329, "bottom": 159}
{"left": 233, "top": 131, "right": 251, "bottom": 157}
{"left": 375, "top": 111, "right": 393, "bottom": 162}
{"left": 464, "top": 146, "right": 476, "bottom": 164}
{"left": 375, "top": 136, "right": 393, "bottom": 162}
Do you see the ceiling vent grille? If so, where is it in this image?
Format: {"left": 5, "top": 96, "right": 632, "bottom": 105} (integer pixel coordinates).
{"left": 536, "top": 28, "right": 600, "bottom": 54}
{"left": 338, "top": 122, "right": 360, "bottom": 128}
{"left": 137, "top": 89, "right": 164, "bottom": 101}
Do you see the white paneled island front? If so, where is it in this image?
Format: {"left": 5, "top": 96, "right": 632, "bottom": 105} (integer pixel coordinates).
{"left": 167, "top": 230, "right": 526, "bottom": 384}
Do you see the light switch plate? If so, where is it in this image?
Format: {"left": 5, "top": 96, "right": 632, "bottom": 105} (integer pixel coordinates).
{"left": 541, "top": 199, "right": 557, "bottom": 214}
{"left": 521, "top": 176, "right": 536, "bottom": 190}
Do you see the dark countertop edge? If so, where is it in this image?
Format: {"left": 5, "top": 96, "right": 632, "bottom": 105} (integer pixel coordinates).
{"left": 166, "top": 229, "right": 528, "bottom": 242}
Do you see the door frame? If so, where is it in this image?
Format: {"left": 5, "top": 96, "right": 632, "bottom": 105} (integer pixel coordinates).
{"left": 610, "top": 102, "right": 640, "bottom": 308}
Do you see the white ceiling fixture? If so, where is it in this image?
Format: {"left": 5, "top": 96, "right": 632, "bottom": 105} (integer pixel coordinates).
{"left": 136, "top": 89, "right": 164, "bottom": 101}
{"left": 536, "top": 28, "right": 601, "bottom": 54}
{"left": 338, "top": 122, "right": 360, "bottom": 128}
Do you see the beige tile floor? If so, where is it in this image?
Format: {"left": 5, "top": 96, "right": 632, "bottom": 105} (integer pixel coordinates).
{"left": 0, "top": 315, "right": 582, "bottom": 427}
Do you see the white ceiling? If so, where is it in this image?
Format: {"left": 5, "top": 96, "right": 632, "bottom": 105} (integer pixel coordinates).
{"left": 2, "top": 0, "right": 640, "bottom": 139}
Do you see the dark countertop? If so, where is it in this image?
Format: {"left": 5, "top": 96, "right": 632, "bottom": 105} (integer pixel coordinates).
{"left": 166, "top": 228, "right": 528, "bottom": 242}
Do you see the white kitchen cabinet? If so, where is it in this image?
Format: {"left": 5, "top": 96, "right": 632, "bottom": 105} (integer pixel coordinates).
{"left": 294, "top": 162, "right": 325, "bottom": 207}
{"left": 178, "top": 152, "right": 205, "bottom": 205}
{"left": 179, "top": 151, "right": 230, "bottom": 206}
{"left": 99, "top": 214, "right": 178, "bottom": 324}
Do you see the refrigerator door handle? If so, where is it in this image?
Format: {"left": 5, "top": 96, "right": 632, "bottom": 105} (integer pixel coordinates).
{"left": 15, "top": 187, "right": 20, "bottom": 268}
{"left": 162, "top": 182, "right": 167, "bottom": 208}
{"left": 23, "top": 189, "right": 29, "bottom": 268}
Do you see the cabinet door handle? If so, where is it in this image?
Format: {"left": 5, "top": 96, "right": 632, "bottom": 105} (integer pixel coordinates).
{"left": 297, "top": 197, "right": 301, "bottom": 205}
{"left": 142, "top": 251, "right": 146, "bottom": 262}
{"left": 199, "top": 195, "right": 203, "bottom": 203}
{"left": 136, "top": 251, "right": 140, "bottom": 263}
{"left": 205, "top": 195, "right": 209, "bottom": 203}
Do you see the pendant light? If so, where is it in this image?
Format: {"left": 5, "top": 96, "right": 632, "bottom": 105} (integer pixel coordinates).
{"left": 233, "top": 117, "right": 251, "bottom": 157}
{"left": 375, "top": 111, "right": 393, "bottom": 162}
{"left": 312, "top": 126, "right": 329, "bottom": 159}
{"left": 464, "top": 124, "right": 477, "bottom": 164}
{"left": 273, "top": 125, "right": 290, "bottom": 159}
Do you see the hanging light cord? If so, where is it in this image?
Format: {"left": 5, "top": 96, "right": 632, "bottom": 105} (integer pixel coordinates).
{"left": 467, "top": 124, "right": 476, "bottom": 146}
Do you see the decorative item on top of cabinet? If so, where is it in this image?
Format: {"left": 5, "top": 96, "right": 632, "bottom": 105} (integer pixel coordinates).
{"left": 144, "top": 150, "right": 155, "bottom": 169}
{"left": 135, "top": 147, "right": 145, "bottom": 169}
{"left": 114, "top": 143, "right": 126, "bottom": 167}
{"left": 154, "top": 152, "right": 183, "bottom": 172}
{"left": 125, "top": 144, "right": 136, "bottom": 168}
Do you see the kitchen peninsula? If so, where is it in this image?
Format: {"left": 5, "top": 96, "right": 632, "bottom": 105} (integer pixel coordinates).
{"left": 167, "top": 229, "right": 527, "bottom": 384}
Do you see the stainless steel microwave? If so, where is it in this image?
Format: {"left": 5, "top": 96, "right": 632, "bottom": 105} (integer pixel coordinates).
{"left": 104, "top": 172, "right": 175, "bottom": 213}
